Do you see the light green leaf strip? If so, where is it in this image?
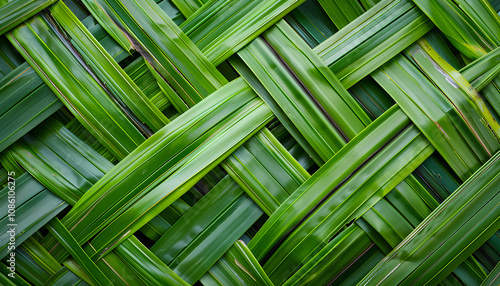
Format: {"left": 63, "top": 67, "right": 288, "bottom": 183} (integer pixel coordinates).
{"left": 201, "top": 240, "right": 275, "bottom": 286}
{"left": 43, "top": 79, "right": 271, "bottom": 261}
{"left": 231, "top": 240, "right": 275, "bottom": 286}
{"left": 7, "top": 118, "right": 114, "bottom": 205}
{"left": 171, "top": 0, "right": 204, "bottom": 18}
{"left": 363, "top": 178, "right": 487, "bottom": 284}
{"left": 0, "top": 0, "right": 57, "bottom": 36}
{"left": 79, "top": 0, "right": 134, "bottom": 52}
{"left": 317, "top": 0, "right": 365, "bottom": 29}
{"left": 362, "top": 199, "right": 414, "bottom": 248}
{"left": 94, "top": 246, "right": 144, "bottom": 285}
{"left": 266, "top": 21, "right": 372, "bottom": 132}
{"left": 412, "top": 0, "right": 494, "bottom": 60}
{"left": 181, "top": 0, "right": 307, "bottom": 65}
{"left": 8, "top": 16, "right": 146, "bottom": 160}
{"left": 223, "top": 128, "right": 310, "bottom": 215}
{"left": 62, "top": 258, "right": 94, "bottom": 285}
{"left": 263, "top": 121, "right": 433, "bottom": 284}
{"left": 250, "top": 106, "right": 434, "bottom": 284}
{"left": 123, "top": 56, "right": 176, "bottom": 113}
{"left": 87, "top": 97, "right": 271, "bottom": 261}
{"left": 384, "top": 178, "right": 435, "bottom": 227}
{"left": 423, "top": 29, "right": 465, "bottom": 70}
{"left": 481, "top": 261, "right": 500, "bottom": 286}
{"left": 238, "top": 33, "right": 360, "bottom": 162}
{"left": 282, "top": 224, "right": 372, "bottom": 286}
{"left": 92, "top": 0, "right": 227, "bottom": 107}
{"left": 113, "top": 236, "right": 189, "bottom": 286}
{"left": 408, "top": 40, "right": 500, "bottom": 154}
{"left": 50, "top": 1, "right": 170, "bottom": 133}
{"left": 314, "top": 0, "right": 434, "bottom": 88}
{"left": 46, "top": 218, "right": 113, "bottom": 286}
{"left": 460, "top": 45, "right": 500, "bottom": 91}
{"left": 0, "top": 173, "right": 67, "bottom": 260}
{"left": 0, "top": 63, "right": 63, "bottom": 153}
{"left": 229, "top": 55, "right": 324, "bottom": 165}
{"left": 372, "top": 55, "right": 484, "bottom": 180}
{"left": 358, "top": 150, "right": 500, "bottom": 285}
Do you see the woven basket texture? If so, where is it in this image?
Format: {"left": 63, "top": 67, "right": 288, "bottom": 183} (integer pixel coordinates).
{"left": 0, "top": 0, "right": 500, "bottom": 285}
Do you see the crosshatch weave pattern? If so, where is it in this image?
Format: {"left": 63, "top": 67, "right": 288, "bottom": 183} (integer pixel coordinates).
{"left": 0, "top": 0, "right": 500, "bottom": 285}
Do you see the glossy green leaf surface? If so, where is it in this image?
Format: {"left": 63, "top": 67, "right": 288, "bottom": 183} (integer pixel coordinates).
{"left": 0, "top": 0, "right": 499, "bottom": 284}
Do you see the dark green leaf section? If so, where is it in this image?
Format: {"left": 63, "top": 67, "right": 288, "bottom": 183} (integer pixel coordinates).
{"left": 201, "top": 240, "right": 274, "bottom": 286}
{"left": 284, "top": 0, "right": 337, "bottom": 48}
{"left": 181, "top": 0, "right": 307, "bottom": 65}
{"left": 282, "top": 224, "right": 374, "bottom": 286}
{"left": 481, "top": 78, "right": 500, "bottom": 122}
{"left": 460, "top": 45, "right": 500, "bottom": 91}
{"left": 7, "top": 118, "right": 113, "bottom": 205}
{"left": 20, "top": 237, "right": 61, "bottom": 276}
{"left": 373, "top": 53, "right": 499, "bottom": 180}
{"left": 0, "top": 0, "right": 56, "bottom": 36}
{"left": 482, "top": 262, "right": 500, "bottom": 286}
{"left": 413, "top": 0, "right": 500, "bottom": 60}
{"left": 113, "top": 236, "right": 189, "bottom": 285}
{"left": 359, "top": 150, "right": 500, "bottom": 285}
{"left": 151, "top": 176, "right": 245, "bottom": 264}
{"left": 250, "top": 106, "right": 434, "bottom": 284}
{"left": 47, "top": 218, "right": 113, "bottom": 286}
{"left": 171, "top": 195, "right": 262, "bottom": 284}
{"left": 224, "top": 128, "right": 310, "bottom": 215}
{"left": 0, "top": 63, "right": 62, "bottom": 153}
{"left": 0, "top": 36, "right": 24, "bottom": 79}
{"left": 89, "top": 0, "right": 227, "bottom": 107}
{"left": 238, "top": 21, "right": 370, "bottom": 164}
{"left": 41, "top": 266, "right": 88, "bottom": 285}
{"left": 9, "top": 16, "right": 146, "bottom": 160}
{"left": 50, "top": 1, "right": 170, "bottom": 133}
{"left": 348, "top": 77, "right": 395, "bottom": 119}
{"left": 315, "top": 0, "right": 434, "bottom": 88}
{"left": 150, "top": 176, "right": 264, "bottom": 284}
{"left": 0, "top": 173, "right": 67, "bottom": 260}
{"left": 41, "top": 79, "right": 272, "bottom": 262}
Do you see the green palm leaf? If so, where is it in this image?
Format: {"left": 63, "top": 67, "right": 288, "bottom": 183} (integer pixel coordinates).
{"left": 0, "top": 0, "right": 499, "bottom": 285}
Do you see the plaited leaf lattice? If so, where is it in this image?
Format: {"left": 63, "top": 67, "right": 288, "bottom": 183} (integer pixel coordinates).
{"left": 0, "top": 0, "right": 499, "bottom": 285}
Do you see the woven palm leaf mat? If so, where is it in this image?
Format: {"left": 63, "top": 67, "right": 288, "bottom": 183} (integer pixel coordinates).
{"left": 0, "top": 0, "right": 500, "bottom": 285}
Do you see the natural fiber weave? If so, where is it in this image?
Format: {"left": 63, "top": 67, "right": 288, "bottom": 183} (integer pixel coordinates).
{"left": 0, "top": 0, "right": 499, "bottom": 285}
